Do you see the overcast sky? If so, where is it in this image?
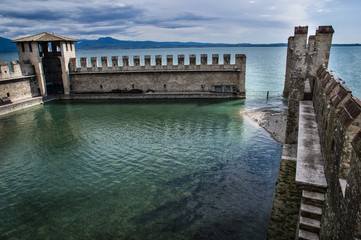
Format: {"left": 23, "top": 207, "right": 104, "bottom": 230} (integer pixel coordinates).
{"left": 0, "top": 0, "right": 360, "bottom": 43}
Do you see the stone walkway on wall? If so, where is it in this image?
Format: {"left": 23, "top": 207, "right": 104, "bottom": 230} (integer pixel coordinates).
{"left": 268, "top": 101, "right": 328, "bottom": 240}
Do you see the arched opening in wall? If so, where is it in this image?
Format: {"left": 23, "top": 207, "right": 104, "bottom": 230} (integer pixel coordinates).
{"left": 42, "top": 56, "right": 63, "bottom": 95}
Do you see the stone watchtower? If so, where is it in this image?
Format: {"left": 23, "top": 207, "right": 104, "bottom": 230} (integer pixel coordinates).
{"left": 11, "top": 33, "right": 77, "bottom": 95}
{"left": 283, "top": 26, "right": 334, "bottom": 144}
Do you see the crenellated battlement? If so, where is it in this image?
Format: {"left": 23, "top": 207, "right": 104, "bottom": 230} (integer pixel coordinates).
{"left": 294, "top": 26, "right": 308, "bottom": 35}
{"left": 69, "top": 54, "right": 246, "bottom": 73}
{"left": 316, "top": 65, "right": 361, "bottom": 133}
{"left": 270, "top": 25, "right": 361, "bottom": 240}
{"left": 310, "top": 63, "right": 361, "bottom": 239}
{"left": 68, "top": 53, "right": 246, "bottom": 97}
{"left": 0, "top": 61, "right": 36, "bottom": 81}
{"left": 0, "top": 61, "right": 23, "bottom": 80}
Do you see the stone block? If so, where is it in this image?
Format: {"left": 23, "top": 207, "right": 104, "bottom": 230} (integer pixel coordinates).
{"left": 201, "top": 54, "right": 207, "bottom": 65}
{"left": 212, "top": 54, "right": 219, "bottom": 65}
{"left": 189, "top": 54, "right": 196, "bottom": 66}
{"left": 223, "top": 54, "right": 231, "bottom": 65}
{"left": 122, "top": 56, "right": 129, "bottom": 67}
{"left": 302, "top": 190, "right": 325, "bottom": 208}
{"left": 166, "top": 55, "right": 173, "bottom": 66}
{"left": 155, "top": 55, "right": 162, "bottom": 67}
{"left": 177, "top": 55, "right": 184, "bottom": 66}
{"left": 111, "top": 56, "right": 119, "bottom": 68}
{"left": 144, "top": 55, "right": 151, "bottom": 67}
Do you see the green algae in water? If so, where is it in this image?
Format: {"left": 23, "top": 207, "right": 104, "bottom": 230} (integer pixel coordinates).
{"left": 0, "top": 99, "right": 282, "bottom": 240}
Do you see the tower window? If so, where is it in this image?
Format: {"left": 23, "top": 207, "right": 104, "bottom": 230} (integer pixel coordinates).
{"left": 29, "top": 43, "right": 32, "bottom": 52}
{"left": 21, "top": 43, "right": 25, "bottom": 52}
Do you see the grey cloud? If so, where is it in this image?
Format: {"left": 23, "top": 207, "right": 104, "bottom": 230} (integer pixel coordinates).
{"left": 134, "top": 11, "right": 216, "bottom": 29}
{"left": 69, "top": 6, "right": 143, "bottom": 23}
{"left": 134, "top": 18, "right": 196, "bottom": 29}
{"left": 237, "top": 17, "right": 290, "bottom": 29}
{"left": 70, "top": 27, "right": 130, "bottom": 36}
{"left": 172, "top": 12, "right": 216, "bottom": 21}
{"left": 0, "top": 5, "right": 143, "bottom": 24}
{"left": 0, "top": 9, "right": 64, "bottom": 21}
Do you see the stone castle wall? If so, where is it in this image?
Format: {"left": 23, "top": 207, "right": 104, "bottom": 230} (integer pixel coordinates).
{"left": 274, "top": 25, "right": 361, "bottom": 239}
{"left": 69, "top": 54, "right": 246, "bottom": 97}
{"left": 0, "top": 61, "right": 39, "bottom": 101}
{"left": 313, "top": 66, "right": 361, "bottom": 239}
{"left": 283, "top": 26, "right": 334, "bottom": 144}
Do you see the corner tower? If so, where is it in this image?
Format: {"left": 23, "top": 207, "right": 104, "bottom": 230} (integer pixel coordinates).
{"left": 12, "top": 33, "right": 77, "bottom": 95}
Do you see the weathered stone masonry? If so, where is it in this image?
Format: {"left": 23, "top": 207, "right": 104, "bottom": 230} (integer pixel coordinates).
{"left": 284, "top": 26, "right": 334, "bottom": 144}
{"left": 269, "top": 25, "right": 361, "bottom": 240}
{"left": 0, "top": 61, "right": 38, "bottom": 102}
{"left": 313, "top": 66, "right": 361, "bottom": 240}
{"left": 68, "top": 54, "right": 246, "bottom": 97}
{"left": 1, "top": 32, "right": 246, "bottom": 115}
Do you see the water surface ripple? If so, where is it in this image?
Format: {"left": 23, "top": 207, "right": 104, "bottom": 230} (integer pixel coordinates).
{"left": 0, "top": 99, "right": 282, "bottom": 239}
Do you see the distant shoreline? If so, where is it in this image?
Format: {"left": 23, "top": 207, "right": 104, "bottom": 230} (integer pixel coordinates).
{"left": 1, "top": 36, "right": 360, "bottom": 54}
{"left": 2, "top": 44, "right": 360, "bottom": 54}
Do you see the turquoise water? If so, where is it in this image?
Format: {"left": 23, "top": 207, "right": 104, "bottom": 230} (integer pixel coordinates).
{"left": 0, "top": 45, "right": 359, "bottom": 239}
{"left": 0, "top": 99, "right": 282, "bottom": 239}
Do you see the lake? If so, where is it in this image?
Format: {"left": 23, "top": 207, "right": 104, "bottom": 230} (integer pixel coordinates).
{"left": 0, "top": 98, "right": 282, "bottom": 239}
{"left": 0, "top": 46, "right": 360, "bottom": 239}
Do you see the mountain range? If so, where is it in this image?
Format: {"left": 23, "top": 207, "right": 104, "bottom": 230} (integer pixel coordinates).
{"left": 1, "top": 36, "right": 360, "bottom": 53}
{"left": 1, "top": 36, "right": 287, "bottom": 53}
{"left": 0, "top": 37, "right": 18, "bottom": 53}
{"left": 75, "top": 37, "right": 287, "bottom": 50}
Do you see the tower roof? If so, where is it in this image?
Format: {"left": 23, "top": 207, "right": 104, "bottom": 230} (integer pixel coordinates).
{"left": 11, "top": 32, "right": 77, "bottom": 43}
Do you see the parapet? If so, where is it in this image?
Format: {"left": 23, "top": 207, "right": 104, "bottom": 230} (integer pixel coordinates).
{"left": 316, "top": 26, "right": 335, "bottom": 34}
{"left": 69, "top": 53, "right": 246, "bottom": 73}
{"left": 0, "top": 61, "right": 35, "bottom": 80}
{"left": 295, "top": 26, "right": 308, "bottom": 34}
{"left": 317, "top": 65, "right": 361, "bottom": 132}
